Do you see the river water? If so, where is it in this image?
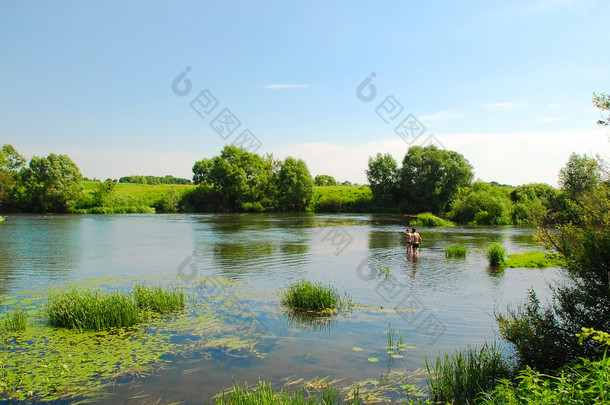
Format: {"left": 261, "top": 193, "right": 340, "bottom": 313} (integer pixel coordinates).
{"left": 0, "top": 214, "right": 564, "bottom": 403}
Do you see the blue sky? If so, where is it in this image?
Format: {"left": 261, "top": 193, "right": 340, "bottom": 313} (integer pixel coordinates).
{"left": 1, "top": 0, "right": 609, "bottom": 186}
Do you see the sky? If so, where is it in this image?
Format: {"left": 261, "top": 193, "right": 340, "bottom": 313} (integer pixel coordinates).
{"left": 1, "top": 0, "right": 609, "bottom": 187}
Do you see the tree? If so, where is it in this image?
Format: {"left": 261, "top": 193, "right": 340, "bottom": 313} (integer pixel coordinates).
{"left": 448, "top": 182, "right": 513, "bottom": 225}
{"left": 191, "top": 146, "right": 280, "bottom": 212}
{"left": 20, "top": 153, "right": 83, "bottom": 212}
{"left": 314, "top": 174, "right": 337, "bottom": 186}
{"left": 497, "top": 97, "right": 610, "bottom": 372}
{"left": 0, "top": 144, "right": 26, "bottom": 210}
{"left": 558, "top": 153, "right": 601, "bottom": 196}
{"left": 593, "top": 92, "right": 610, "bottom": 126}
{"left": 400, "top": 146, "right": 474, "bottom": 214}
{"left": 366, "top": 153, "right": 399, "bottom": 205}
{"left": 277, "top": 157, "right": 314, "bottom": 211}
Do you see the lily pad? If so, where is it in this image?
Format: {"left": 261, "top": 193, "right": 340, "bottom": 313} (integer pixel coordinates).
{"left": 391, "top": 354, "right": 404, "bottom": 359}
{"left": 367, "top": 357, "right": 378, "bottom": 363}
{"left": 352, "top": 346, "right": 363, "bottom": 352}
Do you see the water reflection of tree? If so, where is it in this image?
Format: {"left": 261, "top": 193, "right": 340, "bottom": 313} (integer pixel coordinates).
{"left": 368, "top": 230, "right": 404, "bottom": 250}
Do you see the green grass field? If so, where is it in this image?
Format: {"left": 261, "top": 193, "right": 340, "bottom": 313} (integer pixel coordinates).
{"left": 311, "top": 185, "right": 372, "bottom": 212}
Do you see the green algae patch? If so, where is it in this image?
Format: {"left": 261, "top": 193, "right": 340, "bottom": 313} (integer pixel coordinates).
{"left": 0, "top": 276, "right": 271, "bottom": 402}
{"left": 504, "top": 251, "right": 565, "bottom": 268}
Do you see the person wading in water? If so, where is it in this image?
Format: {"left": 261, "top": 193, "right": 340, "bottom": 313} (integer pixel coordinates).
{"left": 411, "top": 228, "right": 422, "bottom": 257}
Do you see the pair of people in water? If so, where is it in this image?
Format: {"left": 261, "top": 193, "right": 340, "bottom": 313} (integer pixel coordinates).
{"left": 404, "top": 228, "right": 422, "bottom": 257}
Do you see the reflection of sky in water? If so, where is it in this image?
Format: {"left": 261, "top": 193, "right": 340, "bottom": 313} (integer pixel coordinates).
{"left": 0, "top": 214, "right": 565, "bottom": 402}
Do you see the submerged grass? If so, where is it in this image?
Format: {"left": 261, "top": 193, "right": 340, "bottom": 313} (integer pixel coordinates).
{"left": 281, "top": 279, "right": 350, "bottom": 312}
{"left": 1, "top": 277, "right": 268, "bottom": 402}
{"left": 445, "top": 244, "right": 468, "bottom": 259}
{"left": 212, "top": 380, "right": 348, "bottom": 405}
{"left": 134, "top": 283, "right": 185, "bottom": 313}
{"left": 1, "top": 308, "right": 27, "bottom": 332}
{"left": 426, "top": 343, "right": 512, "bottom": 405}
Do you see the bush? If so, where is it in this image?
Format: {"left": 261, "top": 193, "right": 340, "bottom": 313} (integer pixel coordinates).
{"left": 426, "top": 343, "right": 512, "bottom": 405}
{"left": 480, "top": 329, "right": 610, "bottom": 404}
{"left": 281, "top": 279, "right": 348, "bottom": 312}
{"left": 445, "top": 244, "right": 468, "bottom": 258}
{"left": 486, "top": 243, "right": 506, "bottom": 266}
{"left": 415, "top": 212, "right": 454, "bottom": 227}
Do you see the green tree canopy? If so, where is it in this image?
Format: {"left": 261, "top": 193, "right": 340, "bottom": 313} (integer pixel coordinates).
{"left": 314, "top": 174, "right": 337, "bottom": 186}
{"left": 366, "top": 153, "right": 399, "bottom": 205}
{"left": 0, "top": 144, "right": 26, "bottom": 210}
{"left": 400, "top": 146, "right": 474, "bottom": 214}
{"left": 558, "top": 153, "right": 601, "bottom": 196}
{"left": 277, "top": 157, "right": 314, "bottom": 211}
{"left": 20, "top": 153, "right": 83, "bottom": 212}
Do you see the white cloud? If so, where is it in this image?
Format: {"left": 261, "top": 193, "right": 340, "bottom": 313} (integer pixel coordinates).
{"left": 482, "top": 102, "right": 527, "bottom": 110}
{"left": 420, "top": 108, "right": 463, "bottom": 122}
{"left": 260, "top": 84, "right": 310, "bottom": 90}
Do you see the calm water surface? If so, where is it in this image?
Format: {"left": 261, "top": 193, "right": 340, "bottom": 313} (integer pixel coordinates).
{"left": 0, "top": 214, "right": 564, "bottom": 403}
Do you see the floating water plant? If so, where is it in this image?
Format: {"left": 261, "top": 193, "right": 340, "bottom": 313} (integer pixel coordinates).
{"left": 445, "top": 244, "right": 468, "bottom": 259}
{"left": 486, "top": 243, "right": 506, "bottom": 267}
{"left": 0, "top": 215, "right": 5, "bottom": 222}
{"left": 44, "top": 289, "right": 141, "bottom": 330}
{"left": 281, "top": 279, "right": 350, "bottom": 312}
{"left": 1, "top": 308, "right": 27, "bottom": 332}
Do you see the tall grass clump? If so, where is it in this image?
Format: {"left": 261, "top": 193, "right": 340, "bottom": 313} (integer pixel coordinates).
{"left": 44, "top": 289, "right": 140, "bottom": 330}
{"left": 1, "top": 308, "right": 27, "bottom": 332}
{"left": 134, "top": 283, "right": 185, "bottom": 313}
{"left": 212, "top": 380, "right": 348, "bottom": 405}
{"left": 282, "top": 279, "right": 348, "bottom": 312}
{"left": 486, "top": 243, "right": 506, "bottom": 266}
{"left": 427, "top": 344, "right": 512, "bottom": 405}
{"left": 445, "top": 244, "right": 468, "bottom": 259}
{"left": 415, "top": 212, "right": 454, "bottom": 227}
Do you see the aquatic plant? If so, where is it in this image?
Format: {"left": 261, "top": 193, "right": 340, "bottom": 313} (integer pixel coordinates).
{"left": 479, "top": 329, "right": 610, "bottom": 404}
{"left": 445, "top": 244, "right": 468, "bottom": 259}
{"left": 212, "top": 380, "right": 350, "bottom": 405}
{"left": 281, "top": 279, "right": 349, "bottom": 312}
{"left": 486, "top": 243, "right": 506, "bottom": 266}
{"left": 1, "top": 308, "right": 27, "bottom": 332}
{"left": 414, "top": 212, "right": 454, "bottom": 227}
{"left": 44, "top": 289, "right": 141, "bottom": 330}
{"left": 504, "top": 251, "right": 564, "bottom": 268}
{"left": 134, "top": 283, "right": 185, "bottom": 313}
{"left": 0, "top": 215, "right": 5, "bottom": 222}
{"left": 426, "top": 343, "right": 512, "bottom": 405}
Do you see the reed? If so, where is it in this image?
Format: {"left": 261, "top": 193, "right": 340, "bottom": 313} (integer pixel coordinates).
{"left": 445, "top": 244, "right": 468, "bottom": 258}
{"left": 281, "top": 279, "right": 347, "bottom": 312}
{"left": 44, "top": 289, "right": 140, "bottom": 330}
{"left": 486, "top": 243, "right": 506, "bottom": 266}
{"left": 1, "top": 308, "right": 27, "bottom": 332}
{"left": 133, "top": 283, "right": 185, "bottom": 313}
{"left": 426, "top": 343, "right": 511, "bottom": 405}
